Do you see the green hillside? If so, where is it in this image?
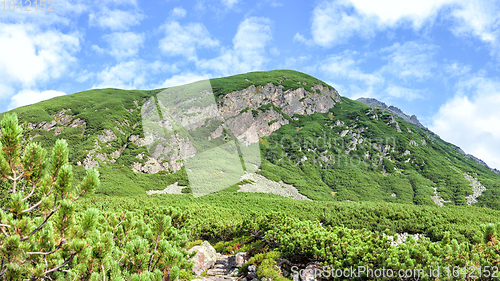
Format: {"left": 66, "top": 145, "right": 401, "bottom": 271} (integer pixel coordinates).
{"left": 2, "top": 70, "right": 499, "bottom": 209}
{"left": 3, "top": 69, "right": 500, "bottom": 280}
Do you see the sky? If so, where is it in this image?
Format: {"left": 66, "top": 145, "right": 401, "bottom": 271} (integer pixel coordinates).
{"left": 1, "top": 0, "right": 500, "bottom": 169}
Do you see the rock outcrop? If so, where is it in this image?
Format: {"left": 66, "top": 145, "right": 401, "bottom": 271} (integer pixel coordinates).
{"left": 356, "top": 97, "right": 425, "bottom": 128}
{"left": 134, "top": 82, "right": 341, "bottom": 174}
{"left": 189, "top": 241, "right": 218, "bottom": 276}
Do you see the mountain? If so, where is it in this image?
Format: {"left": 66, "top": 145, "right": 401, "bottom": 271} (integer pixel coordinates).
{"left": 356, "top": 97, "right": 425, "bottom": 128}
{"left": 3, "top": 70, "right": 500, "bottom": 209}
{"left": 357, "top": 97, "right": 500, "bottom": 177}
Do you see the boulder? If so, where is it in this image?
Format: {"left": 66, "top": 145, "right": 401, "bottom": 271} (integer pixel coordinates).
{"left": 189, "top": 241, "right": 218, "bottom": 275}
{"left": 229, "top": 252, "right": 249, "bottom": 268}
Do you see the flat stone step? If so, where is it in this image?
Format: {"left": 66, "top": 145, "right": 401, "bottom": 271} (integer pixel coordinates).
{"left": 207, "top": 269, "right": 227, "bottom": 276}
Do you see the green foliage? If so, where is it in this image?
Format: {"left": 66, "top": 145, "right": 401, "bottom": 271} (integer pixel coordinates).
{"left": 2, "top": 69, "right": 500, "bottom": 280}
{"left": 0, "top": 113, "right": 99, "bottom": 279}
{"left": 0, "top": 115, "right": 194, "bottom": 280}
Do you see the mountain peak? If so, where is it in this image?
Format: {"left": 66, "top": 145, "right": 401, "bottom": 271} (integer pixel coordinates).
{"left": 356, "top": 97, "right": 425, "bottom": 128}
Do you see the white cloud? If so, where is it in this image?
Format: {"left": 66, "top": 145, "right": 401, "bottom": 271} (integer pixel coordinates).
{"left": 94, "top": 61, "right": 149, "bottom": 89}
{"left": 159, "top": 73, "right": 211, "bottom": 88}
{"left": 89, "top": 9, "right": 144, "bottom": 30}
{"left": 159, "top": 22, "right": 219, "bottom": 60}
{"left": 221, "top": 0, "right": 239, "bottom": 9}
{"left": 293, "top": 33, "right": 309, "bottom": 45}
{"left": 380, "top": 42, "right": 437, "bottom": 81}
{"left": 430, "top": 75, "right": 500, "bottom": 169}
{"left": 172, "top": 7, "right": 187, "bottom": 18}
{"left": 198, "top": 17, "right": 273, "bottom": 75}
{"left": 385, "top": 85, "right": 424, "bottom": 101}
{"left": 450, "top": 0, "right": 500, "bottom": 57}
{"left": 0, "top": 23, "right": 80, "bottom": 88}
{"left": 308, "top": 0, "right": 455, "bottom": 47}
{"left": 93, "top": 60, "right": 176, "bottom": 90}
{"left": 103, "top": 32, "right": 144, "bottom": 60}
{"left": 306, "top": 0, "right": 500, "bottom": 53}
{"left": 443, "top": 62, "right": 472, "bottom": 77}
{"left": 310, "top": 0, "right": 377, "bottom": 47}
{"left": 348, "top": 0, "right": 456, "bottom": 27}
{"left": 8, "top": 90, "right": 66, "bottom": 110}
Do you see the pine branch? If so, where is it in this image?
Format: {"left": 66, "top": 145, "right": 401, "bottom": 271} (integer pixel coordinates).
{"left": 20, "top": 182, "right": 55, "bottom": 214}
{"left": 22, "top": 181, "right": 39, "bottom": 202}
{"left": 20, "top": 205, "right": 60, "bottom": 241}
{"left": 27, "top": 239, "right": 66, "bottom": 255}
{"left": 0, "top": 224, "right": 10, "bottom": 237}
{"left": 148, "top": 231, "right": 161, "bottom": 271}
{"left": 102, "top": 263, "right": 106, "bottom": 281}
{"left": 42, "top": 253, "right": 76, "bottom": 275}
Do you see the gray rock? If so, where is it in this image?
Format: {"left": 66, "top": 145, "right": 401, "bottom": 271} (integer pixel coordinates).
{"left": 228, "top": 268, "right": 239, "bottom": 277}
{"left": 247, "top": 272, "right": 256, "bottom": 280}
{"left": 68, "top": 118, "right": 86, "bottom": 129}
{"left": 229, "top": 252, "right": 249, "bottom": 268}
{"left": 248, "top": 265, "right": 257, "bottom": 272}
{"left": 189, "top": 241, "right": 218, "bottom": 275}
{"left": 356, "top": 97, "right": 425, "bottom": 128}
{"left": 97, "top": 129, "right": 117, "bottom": 143}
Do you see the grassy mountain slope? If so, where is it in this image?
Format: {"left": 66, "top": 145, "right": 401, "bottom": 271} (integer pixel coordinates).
{"left": 2, "top": 70, "right": 500, "bottom": 209}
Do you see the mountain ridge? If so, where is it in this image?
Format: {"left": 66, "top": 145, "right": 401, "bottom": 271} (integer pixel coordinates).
{"left": 357, "top": 97, "right": 500, "bottom": 176}
{"left": 2, "top": 70, "right": 500, "bottom": 209}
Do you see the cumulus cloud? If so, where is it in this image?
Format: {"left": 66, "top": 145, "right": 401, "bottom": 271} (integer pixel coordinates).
{"left": 89, "top": 9, "right": 144, "bottom": 30}
{"left": 103, "top": 32, "right": 145, "bottom": 60}
{"left": 94, "top": 60, "right": 150, "bottom": 89}
{"left": 8, "top": 90, "right": 66, "bottom": 110}
{"left": 197, "top": 17, "right": 273, "bottom": 76}
{"left": 159, "top": 22, "right": 219, "bottom": 61}
{"left": 310, "top": 0, "right": 377, "bottom": 47}
{"left": 171, "top": 7, "right": 187, "bottom": 18}
{"left": 307, "top": 0, "right": 451, "bottom": 47}
{"left": 93, "top": 60, "right": 176, "bottom": 90}
{"left": 348, "top": 0, "right": 456, "bottom": 27}
{"left": 305, "top": 0, "right": 500, "bottom": 55}
{"left": 430, "top": 75, "right": 500, "bottom": 169}
{"left": 0, "top": 23, "right": 80, "bottom": 88}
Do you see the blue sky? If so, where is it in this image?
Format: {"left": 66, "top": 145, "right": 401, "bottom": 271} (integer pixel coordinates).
{"left": 1, "top": 0, "right": 500, "bottom": 169}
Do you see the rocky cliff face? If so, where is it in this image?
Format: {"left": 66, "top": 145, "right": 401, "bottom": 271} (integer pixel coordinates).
{"left": 219, "top": 83, "right": 340, "bottom": 144}
{"left": 135, "top": 82, "right": 340, "bottom": 174}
